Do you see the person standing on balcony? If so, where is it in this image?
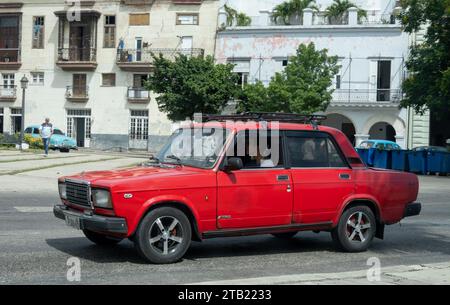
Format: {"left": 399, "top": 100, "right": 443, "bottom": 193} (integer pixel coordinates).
{"left": 39, "top": 118, "right": 53, "bottom": 157}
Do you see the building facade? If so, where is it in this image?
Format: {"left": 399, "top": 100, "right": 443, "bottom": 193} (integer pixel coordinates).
{"left": 216, "top": 0, "right": 419, "bottom": 148}
{"left": 0, "top": 0, "right": 220, "bottom": 150}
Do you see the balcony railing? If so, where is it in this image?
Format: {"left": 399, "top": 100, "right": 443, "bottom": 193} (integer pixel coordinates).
{"left": 332, "top": 89, "right": 402, "bottom": 103}
{"left": 127, "top": 87, "right": 150, "bottom": 102}
{"left": 0, "top": 48, "right": 21, "bottom": 69}
{"left": 117, "top": 48, "right": 204, "bottom": 64}
{"left": 0, "top": 85, "right": 17, "bottom": 100}
{"left": 66, "top": 86, "right": 89, "bottom": 102}
{"left": 58, "top": 47, "right": 97, "bottom": 62}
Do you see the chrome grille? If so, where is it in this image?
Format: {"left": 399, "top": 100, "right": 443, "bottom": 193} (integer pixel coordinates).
{"left": 66, "top": 180, "right": 91, "bottom": 207}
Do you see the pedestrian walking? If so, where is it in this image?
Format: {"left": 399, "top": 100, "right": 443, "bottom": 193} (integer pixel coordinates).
{"left": 39, "top": 118, "right": 53, "bottom": 156}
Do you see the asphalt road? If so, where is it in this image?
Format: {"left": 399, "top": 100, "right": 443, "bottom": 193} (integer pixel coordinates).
{"left": 0, "top": 164, "right": 449, "bottom": 284}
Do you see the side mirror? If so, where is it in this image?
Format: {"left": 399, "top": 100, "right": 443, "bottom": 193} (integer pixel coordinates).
{"left": 223, "top": 157, "right": 243, "bottom": 172}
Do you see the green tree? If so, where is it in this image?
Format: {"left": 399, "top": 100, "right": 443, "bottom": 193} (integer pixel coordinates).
{"left": 239, "top": 43, "right": 340, "bottom": 114}
{"left": 325, "top": 0, "right": 367, "bottom": 24}
{"left": 399, "top": 0, "right": 450, "bottom": 116}
{"left": 146, "top": 54, "right": 239, "bottom": 121}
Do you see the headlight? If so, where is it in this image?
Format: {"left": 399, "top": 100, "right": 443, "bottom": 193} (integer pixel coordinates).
{"left": 58, "top": 183, "right": 67, "bottom": 199}
{"left": 92, "top": 189, "right": 112, "bottom": 209}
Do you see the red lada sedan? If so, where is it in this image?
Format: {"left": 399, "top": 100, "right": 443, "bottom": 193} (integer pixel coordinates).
{"left": 54, "top": 113, "right": 421, "bottom": 264}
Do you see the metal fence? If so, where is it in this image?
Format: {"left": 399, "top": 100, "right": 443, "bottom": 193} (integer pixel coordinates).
{"left": 0, "top": 85, "right": 17, "bottom": 98}
{"left": 332, "top": 89, "right": 402, "bottom": 103}
{"left": 57, "top": 48, "right": 97, "bottom": 62}
{"left": 65, "top": 86, "right": 89, "bottom": 99}
{"left": 116, "top": 48, "right": 204, "bottom": 63}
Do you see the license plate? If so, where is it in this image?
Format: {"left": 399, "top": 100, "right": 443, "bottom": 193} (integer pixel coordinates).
{"left": 65, "top": 214, "right": 81, "bottom": 230}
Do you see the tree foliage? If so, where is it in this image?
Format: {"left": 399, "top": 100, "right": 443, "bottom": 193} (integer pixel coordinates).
{"left": 272, "top": 0, "right": 318, "bottom": 25}
{"left": 146, "top": 54, "right": 239, "bottom": 121}
{"left": 223, "top": 5, "right": 252, "bottom": 26}
{"left": 324, "top": 0, "right": 367, "bottom": 24}
{"left": 399, "top": 0, "right": 450, "bottom": 115}
{"left": 238, "top": 43, "right": 340, "bottom": 114}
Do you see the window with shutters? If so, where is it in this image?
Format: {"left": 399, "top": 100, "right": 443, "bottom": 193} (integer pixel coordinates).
{"left": 129, "top": 13, "right": 150, "bottom": 26}
{"left": 102, "top": 73, "right": 116, "bottom": 87}
{"left": 32, "top": 16, "right": 45, "bottom": 49}
{"left": 104, "top": 15, "right": 116, "bottom": 48}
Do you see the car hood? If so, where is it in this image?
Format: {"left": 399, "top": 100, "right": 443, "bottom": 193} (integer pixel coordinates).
{"left": 63, "top": 165, "right": 214, "bottom": 191}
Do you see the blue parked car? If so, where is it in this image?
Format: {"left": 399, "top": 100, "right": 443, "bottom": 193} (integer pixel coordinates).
{"left": 357, "top": 140, "right": 401, "bottom": 150}
{"left": 25, "top": 125, "right": 77, "bottom": 152}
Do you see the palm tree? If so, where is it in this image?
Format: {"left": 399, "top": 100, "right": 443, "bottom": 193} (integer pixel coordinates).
{"left": 224, "top": 5, "right": 238, "bottom": 27}
{"left": 272, "top": 0, "right": 318, "bottom": 25}
{"left": 236, "top": 13, "right": 252, "bottom": 26}
{"left": 324, "top": 0, "right": 367, "bottom": 25}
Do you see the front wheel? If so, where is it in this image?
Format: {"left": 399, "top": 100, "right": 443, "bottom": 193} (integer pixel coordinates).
{"left": 134, "top": 207, "right": 192, "bottom": 264}
{"left": 331, "top": 206, "right": 376, "bottom": 252}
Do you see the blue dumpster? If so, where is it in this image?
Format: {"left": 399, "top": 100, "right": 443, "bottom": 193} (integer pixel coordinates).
{"left": 427, "top": 151, "right": 450, "bottom": 175}
{"left": 373, "top": 149, "right": 391, "bottom": 169}
{"left": 356, "top": 148, "right": 370, "bottom": 166}
{"left": 407, "top": 151, "right": 428, "bottom": 174}
{"left": 391, "top": 150, "right": 409, "bottom": 171}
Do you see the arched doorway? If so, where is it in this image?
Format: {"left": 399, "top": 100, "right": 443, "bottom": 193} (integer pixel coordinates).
{"left": 323, "top": 113, "right": 356, "bottom": 145}
{"left": 369, "top": 122, "right": 396, "bottom": 142}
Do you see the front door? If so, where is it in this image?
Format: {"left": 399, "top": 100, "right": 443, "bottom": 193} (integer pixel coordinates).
{"left": 74, "top": 117, "right": 85, "bottom": 147}
{"left": 377, "top": 60, "right": 391, "bottom": 101}
{"left": 285, "top": 131, "right": 354, "bottom": 224}
{"left": 217, "top": 130, "right": 293, "bottom": 229}
{"left": 129, "top": 110, "right": 149, "bottom": 150}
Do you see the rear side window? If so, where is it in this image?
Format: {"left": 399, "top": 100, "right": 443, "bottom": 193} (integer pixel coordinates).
{"left": 25, "top": 127, "right": 32, "bottom": 134}
{"left": 286, "top": 132, "right": 347, "bottom": 168}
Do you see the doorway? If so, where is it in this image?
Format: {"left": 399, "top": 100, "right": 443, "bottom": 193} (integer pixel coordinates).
{"left": 67, "top": 109, "right": 91, "bottom": 148}
{"left": 129, "top": 110, "right": 149, "bottom": 150}
{"left": 377, "top": 61, "right": 391, "bottom": 101}
{"left": 69, "top": 24, "right": 91, "bottom": 61}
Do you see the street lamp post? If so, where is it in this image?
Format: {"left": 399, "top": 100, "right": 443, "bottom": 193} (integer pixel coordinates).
{"left": 19, "top": 75, "right": 29, "bottom": 152}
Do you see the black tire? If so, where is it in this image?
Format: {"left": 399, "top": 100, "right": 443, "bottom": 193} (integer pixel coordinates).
{"left": 60, "top": 148, "right": 70, "bottom": 153}
{"left": 83, "top": 230, "right": 123, "bottom": 246}
{"left": 134, "top": 207, "right": 192, "bottom": 264}
{"left": 331, "top": 205, "right": 376, "bottom": 252}
{"left": 272, "top": 232, "right": 297, "bottom": 239}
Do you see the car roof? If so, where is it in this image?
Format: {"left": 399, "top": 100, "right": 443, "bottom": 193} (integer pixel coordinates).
{"left": 26, "top": 124, "right": 60, "bottom": 129}
{"left": 362, "top": 140, "right": 398, "bottom": 145}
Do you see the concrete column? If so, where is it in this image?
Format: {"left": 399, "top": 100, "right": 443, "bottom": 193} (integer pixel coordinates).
{"left": 348, "top": 7, "right": 359, "bottom": 26}
{"left": 354, "top": 134, "right": 369, "bottom": 147}
{"left": 259, "top": 10, "right": 271, "bottom": 26}
{"left": 303, "top": 8, "right": 313, "bottom": 26}
{"left": 218, "top": 9, "right": 227, "bottom": 28}
{"left": 3, "top": 107, "right": 11, "bottom": 135}
{"left": 395, "top": 135, "right": 406, "bottom": 149}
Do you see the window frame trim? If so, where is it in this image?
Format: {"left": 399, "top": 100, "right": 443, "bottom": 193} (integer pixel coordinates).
{"left": 176, "top": 13, "right": 199, "bottom": 26}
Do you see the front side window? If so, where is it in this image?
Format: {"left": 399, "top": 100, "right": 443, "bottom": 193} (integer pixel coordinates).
{"left": 226, "top": 130, "right": 283, "bottom": 169}
{"left": 53, "top": 129, "right": 64, "bottom": 135}
{"left": 286, "top": 132, "right": 347, "bottom": 168}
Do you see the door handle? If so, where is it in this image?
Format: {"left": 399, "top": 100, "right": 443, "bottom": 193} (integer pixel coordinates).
{"left": 339, "top": 173, "right": 351, "bottom": 180}
{"left": 277, "top": 175, "right": 289, "bottom": 181}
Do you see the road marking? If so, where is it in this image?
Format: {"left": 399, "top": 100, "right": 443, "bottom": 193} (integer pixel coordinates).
{"left": 14, "top": 207, "right": 53, "bottom": 213}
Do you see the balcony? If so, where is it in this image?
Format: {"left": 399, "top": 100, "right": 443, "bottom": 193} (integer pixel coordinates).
{"left": 116, "top": 48, "right": 204, "bottom": 72}
{"left": 127, "top": 87, "right": 150, "bottom": 103}
{"left": 331, "top": 89, "right": 402, "bottom": 107}
{"left": 0, "top": 85, "right": 16, "bottom": 102}
{"left": 65, "top": 86, "right": 89, "bottom": 102}
{"left": 0, "top": 49, "right": 21, "bottom": 70}
{"left": 56, "top": 48, "right": 97, "bottom": 71}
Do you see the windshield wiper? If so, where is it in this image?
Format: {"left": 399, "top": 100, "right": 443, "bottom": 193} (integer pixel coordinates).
{"left": 164, "top": 155, "right": 183, "bottom": 166}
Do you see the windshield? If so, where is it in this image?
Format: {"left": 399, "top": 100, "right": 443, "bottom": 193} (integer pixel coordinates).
{"left": 53, "top": 129, "right": 64, "bottom": 135}
{"left": 157, "top": 128, "right": 230, "bottom": 169}
{"left": 359, "top": 141, "right": 374, "bottom": 148}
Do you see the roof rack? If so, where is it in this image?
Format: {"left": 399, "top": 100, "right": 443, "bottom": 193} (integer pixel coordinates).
{"left": 203, "top": 112, "right": 327, "bottom": 130}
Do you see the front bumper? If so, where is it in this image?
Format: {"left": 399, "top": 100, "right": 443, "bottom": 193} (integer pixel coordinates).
{"left": 403, "top": 202, "right": 422, "bottom": 218}
{"left": 53, "top": 204, "right": 128, "bottom": 234}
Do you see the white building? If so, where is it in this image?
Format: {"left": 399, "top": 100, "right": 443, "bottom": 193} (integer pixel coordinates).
{"left": 216, "top": 0, "right": 427, "bottom": 148}
{"left": 0, "top": 0, "right": 220, "bottom": 150}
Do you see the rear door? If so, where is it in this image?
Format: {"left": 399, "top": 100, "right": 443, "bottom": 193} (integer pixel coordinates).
{"left": 285, "top": 131, "right": 354, "bottom": 224}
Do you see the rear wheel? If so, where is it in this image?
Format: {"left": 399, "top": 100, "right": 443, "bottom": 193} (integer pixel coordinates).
{"left": 272, "top": 232, "right": 297, "bottom": 239}
{"left": 134, "top": 207, "right": 192, "bottom": 264}
{"left": 83, "top": 230, "right": 123, "bottom": 246}
{"left": 331, "top": 206, "right": 376, "bottom": 252}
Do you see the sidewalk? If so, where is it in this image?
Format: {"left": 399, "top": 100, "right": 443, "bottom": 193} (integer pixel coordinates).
{"left": 190, "top": 262, "right": 450, "bottom": 285}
